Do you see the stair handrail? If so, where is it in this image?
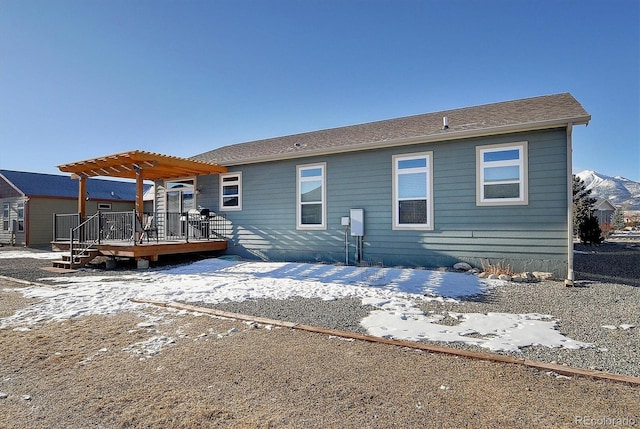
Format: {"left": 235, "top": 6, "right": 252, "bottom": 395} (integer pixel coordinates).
{"left": 70, "top": 211, "right": 102, "bottom": 263}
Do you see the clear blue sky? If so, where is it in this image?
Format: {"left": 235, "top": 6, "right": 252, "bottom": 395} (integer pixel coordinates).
{"left": 1, "top": 0, "right": 638, "bottom": 181}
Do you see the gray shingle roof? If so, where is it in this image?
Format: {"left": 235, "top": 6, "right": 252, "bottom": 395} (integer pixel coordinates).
{"left": 0, "top": 170, "right": 145, "bottom": 201}
{"left": 191, "top": 93, "right": 590, "bottom": 166}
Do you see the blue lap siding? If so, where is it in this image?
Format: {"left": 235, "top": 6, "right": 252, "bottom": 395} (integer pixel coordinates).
{"left": 201, "top": 128, "right": 570, "bottom": 277}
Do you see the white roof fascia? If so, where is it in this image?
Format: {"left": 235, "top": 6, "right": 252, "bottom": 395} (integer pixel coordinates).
{"left": 0, "top": 172, "right": 27, "bottom": 197}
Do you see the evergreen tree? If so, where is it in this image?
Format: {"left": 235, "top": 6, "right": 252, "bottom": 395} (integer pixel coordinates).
{"left": 578, "top": 215, "right": 603, "bottom": 244}
{"left": 612, "top": 207, "right": 626, "bottom": 230}
{"left": 572, "top": 175, "right": 602, "bottom": 243}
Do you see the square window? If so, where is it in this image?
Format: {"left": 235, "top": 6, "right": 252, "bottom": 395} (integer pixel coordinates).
{"left": 477, "top": 142, "right": 528, "bottom": 205}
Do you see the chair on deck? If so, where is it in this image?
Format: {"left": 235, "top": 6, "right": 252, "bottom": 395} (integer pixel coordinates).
{"left": 139, "top": 215, "right": 158, "bottom": 243}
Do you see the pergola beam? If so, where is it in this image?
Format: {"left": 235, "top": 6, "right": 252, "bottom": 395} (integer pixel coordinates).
{"left": 57, "top": 150, "right": 228, "bottom": 220}
{"left": 58, "top": 150, "right": 227, "bottom": 181}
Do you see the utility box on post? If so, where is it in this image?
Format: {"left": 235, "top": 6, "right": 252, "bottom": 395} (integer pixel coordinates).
{"left": 350, "top": 209, "right": 364, "bottom": 236}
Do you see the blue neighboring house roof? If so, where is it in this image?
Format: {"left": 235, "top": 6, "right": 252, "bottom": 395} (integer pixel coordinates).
{"left": 0, "top": 169, "right": 148, "bottom": 201}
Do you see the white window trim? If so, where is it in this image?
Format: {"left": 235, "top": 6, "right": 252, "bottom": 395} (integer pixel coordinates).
{"left": 219, "top": 172, "right": 242, "bottom": 211}
{"left": 97, "top": 203, "right": 112, "bottom": 210}
{"left": 296, "top": 162, "right": 327, "bottom": 230}
{"left": 476, "top": 141, "right": 528, "bottom": 206}
{"left": 164, "top": 177, "right": 197, "bottom": 208}
{"left": 392, "top": 152, "right": 434, "bottom": 231}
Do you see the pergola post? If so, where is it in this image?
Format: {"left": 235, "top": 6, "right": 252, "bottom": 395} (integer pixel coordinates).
{"left": 77, "top": 175, "right": 87, "bottom": 220}
{"left": 135, "top": 164, "right": 144, "bottom": 216}
{"left": 135, "top": 165, "right": 144, "bottom": 243}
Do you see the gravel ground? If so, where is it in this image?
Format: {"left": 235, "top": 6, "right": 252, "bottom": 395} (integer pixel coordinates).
{"left": 192, "top": 241, "right": 640, "bottom": 378}
{"left": 1, "top": 302, "right": 638, "bottom": 429}
{"left": 1, "top": 241, "right": 639, "bottom": 379}
{"left": 1, "top": 242, "right": 639, "bottom": 428}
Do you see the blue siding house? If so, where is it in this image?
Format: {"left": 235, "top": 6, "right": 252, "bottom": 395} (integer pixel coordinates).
{"left": 175, "top": 93, "right": 589, "bottom": 280}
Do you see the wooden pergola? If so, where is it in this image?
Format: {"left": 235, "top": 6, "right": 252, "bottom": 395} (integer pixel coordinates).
{"left": 57, "top": 150, "right": 228, "bottom": 219}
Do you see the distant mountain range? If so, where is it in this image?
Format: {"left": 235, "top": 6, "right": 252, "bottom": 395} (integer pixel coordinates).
{"left": 575, "top": 170, "right": 640, "bottom": 211}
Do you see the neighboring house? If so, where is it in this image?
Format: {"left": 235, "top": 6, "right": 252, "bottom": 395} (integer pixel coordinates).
{"left": 174, "top": 92, "right": 590, "bottom": 280}
{"left": 624, "top": 210, "right": 640, "bottom": 226}
{"left": 143, "top": 184, "right": 156, "bottom": 214}
{"left": 593, "top": 199, "right": 616, "bottom": 226}
{"left": 0, "top": 170, "right": 143, "bottom": 247}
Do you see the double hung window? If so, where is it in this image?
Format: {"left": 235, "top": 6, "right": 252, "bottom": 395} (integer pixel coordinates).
{"left": 477, "top": 142, "right": 528, "bottom": 205}
{"left": 393, "top": 152, "right": 433, "bottom": 230}
{"left": 2, "top": 203, "right": 8, "bottom": 231}
{"left": 220, "top": 172, "right": 242, "bottom": 211}
{"left": 297, "top": 163, "right": 326, "bottom": 229}
{"left": 17, "top": 202, "right": 24, "bottom": 231}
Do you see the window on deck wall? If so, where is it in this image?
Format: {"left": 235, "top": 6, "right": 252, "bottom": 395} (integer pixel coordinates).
{"left": 17, "top": 202, "right": 24, "bottom": 231}
{"left": 393, "top": 152, "right": 433, "bottom": 230}
{"left": 477, "top": 142, "right": 528, "bottom": 206}
{"left": 2, "top": 203, "right": 9, "bottom": 231}
{"left": 297, "top": 163, "right": 326, "bottom": 230}
{"left": 220, "top": 172, "right": 242, "bottom": 211}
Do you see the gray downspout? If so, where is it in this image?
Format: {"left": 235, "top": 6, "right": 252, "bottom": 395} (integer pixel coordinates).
{"left": 565, "top": 123, "right": 575, "bottom": 286}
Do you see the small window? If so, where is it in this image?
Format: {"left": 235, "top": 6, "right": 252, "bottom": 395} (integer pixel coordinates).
{"left": 17, "top": 202, "right": 24, "bottom": 231}
{"left": 98, "top": 203, "right": 112, "bottom": 210}
{"left": 220, "top": 172, "right": 242, "bottom": 211}
{"left": 297, "top": 163, "right": 326, "bottom": 229}
{"left": 477, "top": 142, "right": 528, "bottom": 206}
{"left": 2, "top": 203, "right": 8, "bottom": 231}
{"left": 393, "top": 152, "right": 433, "bottom": 230}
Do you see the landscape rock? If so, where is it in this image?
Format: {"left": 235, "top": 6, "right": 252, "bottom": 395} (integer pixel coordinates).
{"left": 498, "top": 274, "right": 512, "bottom": 281}
{"left": 533, "top": 271, "right": 555, "bottom": 281}
{"left": 453, "top": 262, "right": 472, "bottom": 271}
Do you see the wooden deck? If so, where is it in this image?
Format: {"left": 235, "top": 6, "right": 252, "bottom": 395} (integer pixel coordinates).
{"left": 52, "top": 239, "right": 227, "bottom": 262}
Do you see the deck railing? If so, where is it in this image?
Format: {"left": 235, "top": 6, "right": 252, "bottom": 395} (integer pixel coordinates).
{"left": 52, "top": 213, "right": 81, "bottom": 241}
{"left": 53, "top": 210, "right": 229, "bottom": 245}
{"left": 160, "top": 211, "right": 230, "bottom": 242}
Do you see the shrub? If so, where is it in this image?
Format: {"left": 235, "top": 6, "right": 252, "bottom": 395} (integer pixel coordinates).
{"left": 600, "top": 222, "right": 615, "bottom": 239}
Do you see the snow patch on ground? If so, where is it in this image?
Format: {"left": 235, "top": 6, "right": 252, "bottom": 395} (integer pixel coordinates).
{"left": 0, "top": 251, "right": 62, "bottom": 260}
{"left": 1, "top": 255, "right": 595, "bottom": 352}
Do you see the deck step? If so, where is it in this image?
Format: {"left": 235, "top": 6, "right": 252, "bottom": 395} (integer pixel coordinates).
{"left": 52, "top": 260, "right": 78, "bottom": 269}
{"left": 52, "top": 249, "right": 100, "bottom": 270}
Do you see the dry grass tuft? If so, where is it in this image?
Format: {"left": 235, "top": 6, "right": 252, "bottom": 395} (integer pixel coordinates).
{"left": 481, "top": 259, "right": 514, "bottom": 276}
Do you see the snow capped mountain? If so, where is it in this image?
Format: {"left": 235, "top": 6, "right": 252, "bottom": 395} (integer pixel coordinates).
{"left": 575, "top": 170, "right": 640, "bottom": 210}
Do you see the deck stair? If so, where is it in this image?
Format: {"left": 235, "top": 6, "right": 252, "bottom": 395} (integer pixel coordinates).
{"left": 52, "top": 248, "right": 101, "bottom": 270}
